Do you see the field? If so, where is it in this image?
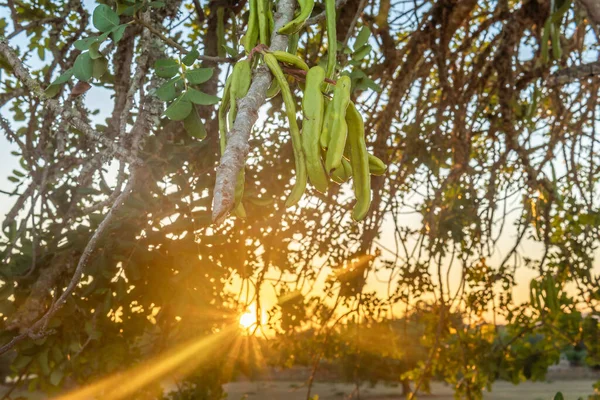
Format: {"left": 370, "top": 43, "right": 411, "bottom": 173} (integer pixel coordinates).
{"left": 223, "top": 380, "right": 598, "bottom": 400}
{"left": 0, "top": 379, "right": 596, "bottom": 399}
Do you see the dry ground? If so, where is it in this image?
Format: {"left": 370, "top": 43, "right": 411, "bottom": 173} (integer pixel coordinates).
{"left": 0, "top": 379, "right": 597, "bottom": 399}
{"left": 223, "top": 380, "right": 598, "bottom": 400}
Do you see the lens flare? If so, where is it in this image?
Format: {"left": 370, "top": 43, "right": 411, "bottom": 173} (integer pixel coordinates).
{"left": 239, "top": 311, "right": 256, "bottom": 329}
{"left": 54, "top": 324, "right": 238, "bottom": 400}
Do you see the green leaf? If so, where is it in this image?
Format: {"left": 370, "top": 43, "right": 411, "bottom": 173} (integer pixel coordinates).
{"left": 155, "top": 78, "right": 181, "bottom": 101}
{"left": 98, "top": 31, "right": 112, "bottom": 42}
{"left": 89, "top": 42, "right": 102, "bottom": 59}
{"left": 73, "top": 52, "right": 93, "bottom": 81}
{"left": 183, "top": 107, "right": 207, "bottom": 139}
{"left": 51, "top": 347, "right": 64, "bottom": 363}
{"left": 149, "top": 1, "right": 166, "bottom": 7}
{"left": 50, "top": 69, "right": 73, "bottom": 86}
{"left": 45, "top": 69, "right": 73, "bottom": 98}
{"left": 155, "top": 58, "right": 180, "bottom": 78}
{"left": 111, "top": 24, "right": 127, "bottom": 43}
{"left": 223, "top": 45, "right": 238, "bottom": 57}
{"left": 44, "top": 84, "right": 62, "bottom": 98}
{"left": 50, "top": 369, "right": 64, "bottom": 386}
{"left": 554, "top": 393, "right": 564, "bottom": 400}
{"left": 38, "top": 349, "right": 50, "bottom": 376}
{"left": 117, "top": 3, "right": 142, "bottom": 15}
{"left": 12, "top": 355, "right": 32, "bottom": 370}
{"left": 185, "top": 88, "right": 220, "bottom": 105}
{"left": 93, "top": 4, "right": 120, "bottom": 33}
{"left": 74, "top": 36, "right": 99, "bottom": 51}
{"left": 92, "top": 57, "right": 109, "bottom": 79}
{"left": 352, "top": 44, "right": 372, "bottom": 61}
{"left": 185, "top": 67, "right": 213, "bottom": 84}
{"left": 354, "top": 26, "right": 371, "bottom": 50}
{"left": 164, "top": 94, "right": 192, "bottom": 121}
{"left": 364, "top": 78, "right": 382, "bottom": 93}
{"left": 182, "top": 48, "right": 199, "bottom": 66}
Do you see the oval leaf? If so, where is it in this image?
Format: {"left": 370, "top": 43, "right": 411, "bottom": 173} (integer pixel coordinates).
{"left": 92, "top": 57, "right": 109, "bottom": 79}
{"left": 111, "top": 24, "right": 127, "bottom": 43}
{"left": 73, "top": 52, "right": 93, "bottom": 81}
{"left": 182, "top": 48, "right": 199, "bottom": 66}
{"left": 89, "top": 42, "right": 102, "bottom": 59}
{"left": 185, "top": 88, "right": 220, "bottom": 105}
{"left": 74, "top": 36, "right": 99, "bottom": 51}
{"left": 93, "top": 4, "right": 120, "bottom": 33}
{"left": 52, "top": 69, "right": 74, "bottom": 85}
{"left": 44, "top": 84, "right": 62, "bottom": 98}
{"left": 155, "top": 78, "right": 181, "bottom": 101}
{"left": 50, "top": 369, "right": 64, "bottom": 386}
{"left": 352, "top": 44, "right": 372, "bottom": 61}
{"left": 354, "top": 26, "right": 371, "bottom": 50}
{"left": 164, "top": 95, "right": 192, "bottom": 121}
{"left": 155, "top": 58, "right": 180, "bottom": 78}
{"left": 183, "top": 107, "right": 207, "bottom": 139}
{"left": 185, "top": 67, "right": 214, "bottom": 84}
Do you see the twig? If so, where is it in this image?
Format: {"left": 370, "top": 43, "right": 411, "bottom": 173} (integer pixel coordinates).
{"left": 211, "top": 0, "right": 297, "bottom": 223}
{"left": 342, "top": 0, "right": 369, "bottom": 50}
{"left": 133, "top": 17, "right": 241, "bottom": 63}
{"left": 547, "top": 61, "right": 600, "bottom": 86}
{"left": 0, "top": 170, "right": 138, "bottom": 356}
{"left": 0, "top": 37, "right": 143, "bottom": 166}
{"left": 6, "top": 17, "right": 63, "bottom": 40}
{"left": 306, "top": 0, "right": 349, "bottom": 25}
{"left": 281, "top": 66, "right": 338, "bottom": 85}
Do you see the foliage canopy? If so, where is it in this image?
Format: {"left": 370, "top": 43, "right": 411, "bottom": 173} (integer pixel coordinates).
{"left": 1, "top": 0, "right": 600, "bottom": 398}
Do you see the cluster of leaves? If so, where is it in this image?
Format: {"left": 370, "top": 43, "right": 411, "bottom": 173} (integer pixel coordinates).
{"left": 154, "top": 53, "right": 219, "bottom": 138}
{"left": 45, "top": 5, "right": 129, "bottom": 96}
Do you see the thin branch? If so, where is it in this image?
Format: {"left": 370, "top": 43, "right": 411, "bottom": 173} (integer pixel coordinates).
{"left": 547, "top": 61, "right": 600, "bottom": 86}
{"left": 0, "top": 170, "right": 138, "bottom": 356}
{"left": 211, "top": 0, "right": 297, "bottom": 223}
{"left": 0, "top": 37, "right": 143, "bottom": 166}
{"left": 306, "top": 0, "right": 349, "bottom": 25}
{"left": 133, "top": 17, "right": 241, "bottom": 63}
{"left": 342, "top": 0, "right": 369, "bottom": 50}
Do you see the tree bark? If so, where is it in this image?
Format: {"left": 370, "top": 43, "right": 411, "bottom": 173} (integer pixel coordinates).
{"left": 211, "top": 0, "right": 296, "bottom": 223}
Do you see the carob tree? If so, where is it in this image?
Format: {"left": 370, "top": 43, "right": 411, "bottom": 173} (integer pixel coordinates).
{"left": 0, "top": 0, "right": 600, "bottom": 398}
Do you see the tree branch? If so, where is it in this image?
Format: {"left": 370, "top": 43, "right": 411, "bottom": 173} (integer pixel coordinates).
{"left": 211, "top": 0, "right": 297, "bottom": 223}
{"left": 547, "top": 60, "right": 600, "bottom": 86}
{"left": 306, "top": 0, "right": 348, "bottom": 25}
{"left": 133, "top": 17, "right": 241, "bottom": 63}
{"left": 0, "top": 37, "right": 143, "bottom": 166}
{"left": 0, "top": 170, "right": 138, "bottom": 355}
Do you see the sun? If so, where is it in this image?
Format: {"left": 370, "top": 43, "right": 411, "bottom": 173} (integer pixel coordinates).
{"left": 239, "top": 310, "right": 256, "bottom": 329}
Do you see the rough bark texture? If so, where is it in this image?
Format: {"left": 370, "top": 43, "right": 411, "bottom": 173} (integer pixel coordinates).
{"left": 211, "top": 0, "right": 296, "bottom": 223}
{"left": 548, "top": 60, "right": 600, "bottom": 86}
